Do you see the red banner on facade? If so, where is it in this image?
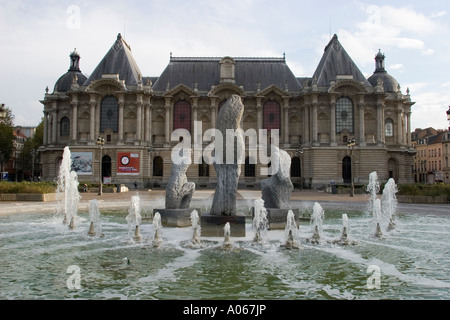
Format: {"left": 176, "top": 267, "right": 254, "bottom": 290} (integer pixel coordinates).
{"left": 117, "top": 152, "right": 140, "bottom": 175}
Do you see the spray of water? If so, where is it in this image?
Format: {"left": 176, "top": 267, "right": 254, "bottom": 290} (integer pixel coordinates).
{"left": 253, "top": 199, "right": 269, "bottom": 244}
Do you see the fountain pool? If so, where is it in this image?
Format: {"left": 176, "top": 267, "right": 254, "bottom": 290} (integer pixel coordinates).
{"left": 0, "top": 204, "right": 449, "bottom": 300}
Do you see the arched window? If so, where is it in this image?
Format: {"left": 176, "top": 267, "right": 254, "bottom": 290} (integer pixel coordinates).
{"left": 60, "top": 117, "right": 70, "bottom": 136}
{"left": 385, "top": 118, "right": 394, "bottom": 137}
{"left": 244, "top": 157, "right": 256, "bottom": 177}
{"left": 263, "top": 100, "right": 281, "bottom": 132}
{"left": 153, "top": 156, "right": 163, "bottom": 177}
{"left": 100, "top": 96, "right": 119, "bottom": 133}
{"left": 291, "top": 157, "right": 301, "bottom": 177}
{"left": 336, "top": 97, "right": 354, "bottom": 133}
{"left": 173, "top": 100, "right": 191, "bottom": 132}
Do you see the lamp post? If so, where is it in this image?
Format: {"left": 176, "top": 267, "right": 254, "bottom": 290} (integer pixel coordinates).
{"left": 96, "top": 136, "right": 105, "bottom": 195}
{"left": 147, "top": 146, "right": 159, "bottom": 190}
{"left": 347, "top": 138, "right": 356, "bottom": 197}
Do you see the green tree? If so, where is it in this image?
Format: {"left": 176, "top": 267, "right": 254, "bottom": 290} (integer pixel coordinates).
{"left": 0, "top": 105, "right": 15, "bottom": 176}
{"left": 17, "top": 117, "right": 44, "bottom": 181}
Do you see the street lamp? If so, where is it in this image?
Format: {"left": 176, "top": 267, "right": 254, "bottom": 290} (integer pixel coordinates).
{"left": 96, "top": 136, "right": 105, "bottom": 195}
{"left": 347, "top": 138, "right": 356, "bottom": 197}
{"left": 147, "top": 146, "right": 159, "bottom": 190}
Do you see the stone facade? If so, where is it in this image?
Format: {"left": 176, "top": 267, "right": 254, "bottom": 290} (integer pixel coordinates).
{"left": 39, "top": 34, "right": 416, "bottom": 189}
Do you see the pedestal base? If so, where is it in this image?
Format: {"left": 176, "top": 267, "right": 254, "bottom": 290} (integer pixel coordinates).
{"left": 200, "top": 213, "right": 246, "bottom": 237}
{"left": 153, "top": 209, "right": 198, "bottom": 228}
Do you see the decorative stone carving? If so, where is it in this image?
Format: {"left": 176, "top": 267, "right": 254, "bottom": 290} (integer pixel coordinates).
{"left": 210, "top": 94, "right": 244, "bottom": 216}
{"left": 261, "top": 146, "right": 294, "bottom": 209}
{"left": 165, "top": 151, "right": 195, "bottom": 209}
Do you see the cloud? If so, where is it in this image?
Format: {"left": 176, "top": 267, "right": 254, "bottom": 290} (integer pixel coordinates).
{"left": 327, "top": 4, "right": 439, "bottom": 69}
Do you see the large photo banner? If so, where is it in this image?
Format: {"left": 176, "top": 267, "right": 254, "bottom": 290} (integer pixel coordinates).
{"left": 117, "top": 152, "right": 140, "bottom": 175}
{"left": 70, "top": 152, "right": 93, "bottom": 175}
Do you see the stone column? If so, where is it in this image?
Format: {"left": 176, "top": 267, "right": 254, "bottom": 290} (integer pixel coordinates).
{"left": 52, "top": 102, "right": 57, "bottom": 144}
{"left": 376, "top": 100, "right": 384, "bottom": 146}
{"left": 283, "top": 97, "right": 290, "bottom": 146}
{"left": 397, "top": 108, "right": 403, "bottom": 146}
{"left": 43, "top": 111, "right": 48, "bottom": 145}
{"left": 136, "top": 95, "right": 142, "bottom": 142}
{"left": 192, "top": 97, "right": 198, "bottom": 134}
{"left": 303, "top": 105, "right": 310, "bottom": 145}
{"left": 89, "top": 96, "right": 96, "bottom": 143}
{"left": 406, "top": 111, "right": 412, "bottom": 146}
{"left": 72, "top": 100, "right": 78, "bottom": 142}
{"left": 118, "top": 101, "right": 124, "bottom": 144}
{"left": 256, "top": 97, "right": 262, "bottom": 130}
{"left": 164, "top": 97, "right": 171, "bottom": 145}
{"left": 330, "top": 95, "right": 336, "bottom": 146}
{"left": 210, "top": 97, "right": 217, "bottom": 129}
{"left": 358, "top": 102, "right": 366, "bottom": 146}
{"left": 145, "top": 99, "right": 151, "bottom": 143}
{"left": 312, "top": 101, "right": 318, "bottom": 146}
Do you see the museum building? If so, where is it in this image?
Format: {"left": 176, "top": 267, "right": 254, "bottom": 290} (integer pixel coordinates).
{"left": 39, "top": 33, "right": 416, "bottom": 189}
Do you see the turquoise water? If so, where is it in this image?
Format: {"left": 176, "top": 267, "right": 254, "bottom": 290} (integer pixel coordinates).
{"left": 0, "top": 209, "right": 449, "bottom": 300}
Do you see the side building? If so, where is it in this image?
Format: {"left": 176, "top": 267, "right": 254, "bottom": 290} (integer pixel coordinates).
{"left": 39, "top": 34, "right": 416, "bottom": 189}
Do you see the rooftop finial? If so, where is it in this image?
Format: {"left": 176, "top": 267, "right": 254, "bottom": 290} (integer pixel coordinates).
{"left": 374, "top": 49, "right": 386, "bottom": 73}
{"left": 69, "top": 48, "right": 81, "bottom": 72}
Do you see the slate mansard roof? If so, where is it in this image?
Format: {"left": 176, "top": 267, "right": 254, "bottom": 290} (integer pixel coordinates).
{"left": 312, "top": 34, "right": 372, "bottom": 88}
{"left": 52, "top": 33, "right": 402, "bottom": 95}
{"left": 152, "top": 56, "right": 303, "bottom": 92}
{"left": 83, "top": 33, "right": 143, "bottom": 87}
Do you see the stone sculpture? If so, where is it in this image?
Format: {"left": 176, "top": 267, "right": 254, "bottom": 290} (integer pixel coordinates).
{"left": 210, "top": 94, "right": 245, "bottom": 216}
{"left": 165, "top": 151, "right": 195, "bottom": 209}
{"left": 261, "top": 146, "right": 293, "bottom": 209}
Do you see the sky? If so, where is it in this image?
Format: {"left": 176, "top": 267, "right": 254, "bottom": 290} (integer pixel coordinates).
{"left": 1, "top": 0, "right": 450, "bottom": 131}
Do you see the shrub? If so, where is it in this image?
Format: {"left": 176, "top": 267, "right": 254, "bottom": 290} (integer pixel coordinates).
{"left": 0, "top": 181, "right": 57, "bottom": 194}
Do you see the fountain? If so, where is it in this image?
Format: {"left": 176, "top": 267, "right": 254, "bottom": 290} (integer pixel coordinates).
{"left": 87, "top": 199, "right": 103, "bottom": 237}
{"left": 382, "top": 178, "right": 398, "bottom": 231}
{"left": 333, "top": 213, "right": 357, "bottom": 245}
{"left": 222, "top": 222, "right": 233, "bottom": 250}
{"left": 56, "top": 147, "right": 81, "bottom": 229}
{"left": 152, "top": 212, "right": 163, "bottom": 248}
{"left": 252, "top": 199, "right": 269, "bottom": 244}
{"left": 126, "top": 195, "right": 142, "bottom": 242}
{"left": 372, "top": 198, "right": 383, "bottom": 238}
{"left": 308, "top": 202, "right": 324, "bottom": 244}
{"left": 190, "top": 210, "right": 201, "bottom": 245}
{"left": 366, "top": 171, "right": 380, "bottom": 216}
{"left": 1, "top": 189, "right": 450, "bottom": 300}
{"left": 281, "top": 210, "right": 301, "bottom": 249}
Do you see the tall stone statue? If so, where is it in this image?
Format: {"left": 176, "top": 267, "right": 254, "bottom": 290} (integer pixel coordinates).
{"left": 261, "top": 146, "right": 293, "bottom": 209}
{"left": 165, "top": 151, "right": 195, "bottom": 209}
{"left": 210, "top": 94, "right": 245, "bottom": 216}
